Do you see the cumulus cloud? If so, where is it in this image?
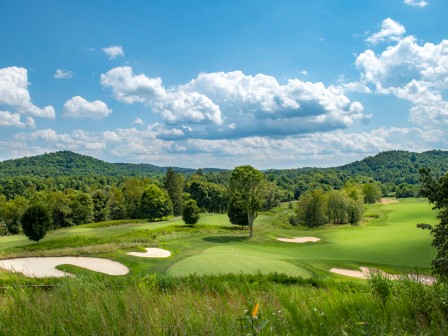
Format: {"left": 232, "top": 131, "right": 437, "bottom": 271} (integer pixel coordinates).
{"left": 100, "top": 66, "right": 223, "bottom": 125}
{"left": 0, "top": 66, "right": 55, "bottom": 119}
{"left": 357, "top": 30, "right": 448, "bottom": 126}
{"left": 101, "top": 67, "right": 366, "bottom": 138}
{"left": 9, "top": 124, "right": 439, "bottom": 169}
{"left": 366, "top": 18, "right": 406, "bottom": 44}
{"left": 63, "top": 96, "right": 112, "bottom": 119}
{"left": 102, "top": 45, "right": 124, "bottom": 59}
{"left": 404, "top": 0, "right": 428, "bottom": 7}
{"left": 54, "top": 69, "right": 74, "bottom": 79}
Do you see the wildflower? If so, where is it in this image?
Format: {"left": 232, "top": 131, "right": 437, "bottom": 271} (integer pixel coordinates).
{"left": 252, "top": 303, "right": 260, "bottom": 318}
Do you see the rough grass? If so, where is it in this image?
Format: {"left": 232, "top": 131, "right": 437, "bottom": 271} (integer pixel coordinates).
{"left": 0, "top": 274, "right": 447, "bottom": 336}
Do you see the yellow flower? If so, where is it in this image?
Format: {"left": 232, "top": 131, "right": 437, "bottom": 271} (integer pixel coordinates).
{"left": 251, "top": 303, "right": 260, "bottom": 318}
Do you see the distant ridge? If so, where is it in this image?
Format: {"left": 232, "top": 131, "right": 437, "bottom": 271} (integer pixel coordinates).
{"left": 0, "top": 150, "right": 447, "bottom": 184}
{"left": 0, "top": 151, "right": 222, "bottom": 178}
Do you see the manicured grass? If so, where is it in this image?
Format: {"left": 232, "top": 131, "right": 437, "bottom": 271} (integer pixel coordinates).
{"left": 0, "top": 198, "right": 438, "bottom": 279}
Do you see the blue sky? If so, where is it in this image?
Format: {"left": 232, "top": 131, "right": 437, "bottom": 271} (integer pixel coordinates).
{"left": 1, "top": 0, "right": 447, "bottom": 169}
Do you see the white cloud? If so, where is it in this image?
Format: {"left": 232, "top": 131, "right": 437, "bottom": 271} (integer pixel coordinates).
{"left": 102, "top": 45, "right": 124, "bottom": 60}
{"left": 132, "top": 117, "right": 144, "bottom": 125}
{"left": 404, "top": 0, "right": 428, "bottom": 7}
{"left": 0, "top": 66, "right": 55, "bottom": 119}
{"left": 357, "top": 31, "right": 448, "bottom": 127}
{"left": 54, "top": 69, "right": 73, "bottom": 79}
{"left": 100, "top": 66, "right": 223, "bottom": 125}
{"left": 101, "top": 67, "right": 366, "bottom": 138}
{"left": 0, "top": 111, "right": 27, "bottom": 127}
{"left": 366, "top": 18, "right": 406, "bottom": 44}
{"left": 63, "top": 96, "right": 112, "bottom": 119}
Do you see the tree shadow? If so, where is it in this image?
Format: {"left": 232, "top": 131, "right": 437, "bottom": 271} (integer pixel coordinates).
{"left": 202, "top": 236, "right": 249, "bottom": 244}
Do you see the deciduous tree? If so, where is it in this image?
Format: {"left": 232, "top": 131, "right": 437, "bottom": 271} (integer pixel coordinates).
{"left": 229, "top": 165, "right": 267, "bottom": 238}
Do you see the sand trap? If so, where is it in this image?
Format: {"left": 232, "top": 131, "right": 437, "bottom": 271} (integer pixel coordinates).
{"left": 277, "top": 237, "right": 321, "bottom": 243}
{"left": 329, "top": 267, "right": 435, "bottom": 285}
{"left": 0, "top": 257, "right": 129, "bottom": 278}
{"left": 379, "top": 198, "right": 399, "bottom": 204}
{"left": 126, "top": 247, "right": 171, "bottom": 258}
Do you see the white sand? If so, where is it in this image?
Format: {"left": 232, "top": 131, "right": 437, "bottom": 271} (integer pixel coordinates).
{"left": 0, "top": 257, "right": 129, "bottom": 278}
{"left": 329, "top": 267, "right": 435, "bottom": 285}
{"left": 379, "top": 198, "right": 399, "bottom": 204}
{"left": 126, "top": 247, "right": 171, "bottom": 258}
{"left": 277, "top": 237, "right": 321, "bottom": 243}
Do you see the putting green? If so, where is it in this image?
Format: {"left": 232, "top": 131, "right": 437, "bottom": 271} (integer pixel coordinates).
{"left": 167, "top": 249, "right": 312, "bottom": 277}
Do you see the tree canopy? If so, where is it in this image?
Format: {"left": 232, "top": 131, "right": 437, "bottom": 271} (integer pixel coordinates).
{"left": 229, "top": 165, "right": 267, "bottom": 238}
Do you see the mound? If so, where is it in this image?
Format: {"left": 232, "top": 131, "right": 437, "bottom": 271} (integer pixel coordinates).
{"left": 126, "top": 247, "right": 171, "bottom": 258}
{"left": 277, "top": 237, "right": 320, "bottom": 243}
{"left": 0, "top": 257, "right": 129, "bottom": 278}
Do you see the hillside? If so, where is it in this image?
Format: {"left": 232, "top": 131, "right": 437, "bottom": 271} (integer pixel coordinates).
{"left": 0, "top": 151, "right": 198, "bottom": 178}
{"left": 338, "top": 150, "right": 448, "bottom": 184}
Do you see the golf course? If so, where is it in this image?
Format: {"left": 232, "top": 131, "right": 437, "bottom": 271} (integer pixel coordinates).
{"left": 0, "top": 198, "right": 437, "bottom": 280}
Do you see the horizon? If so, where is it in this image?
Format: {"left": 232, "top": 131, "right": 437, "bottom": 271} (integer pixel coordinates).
{"left": 0, "top": 148, "right": 441, "bottom": 172}
{"left": 1, "top": 1, "right": 447, "bottom": 169}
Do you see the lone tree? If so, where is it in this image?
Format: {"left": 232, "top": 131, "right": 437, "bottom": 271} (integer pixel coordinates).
{"left": 417, "top": 168, "right": 448, "bottom": 277}
{"left": 21, "top": 204, "right": 51, "bottom": 242}
{"left": 182, "top": 199, "right": 200, "bottom": 226}
{"left": 227, "top": 197, "right": 249, "bottom": 229}
{"left": 229, "top": 165, "right": 267, "bottom": 238}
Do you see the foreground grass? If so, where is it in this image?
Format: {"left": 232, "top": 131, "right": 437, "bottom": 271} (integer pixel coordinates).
{"left": 1, "top": 274, "right": 447, "bottom": 335}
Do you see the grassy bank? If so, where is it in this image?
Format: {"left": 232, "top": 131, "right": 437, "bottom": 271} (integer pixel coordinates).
{"left": 1, "top": 273, "right": 447, "bottom": 335}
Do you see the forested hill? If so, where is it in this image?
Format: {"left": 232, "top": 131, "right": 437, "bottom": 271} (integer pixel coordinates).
{"left": 337, "top": 150, "right": 448, "bottom": 184}
{"left": 0, "top": 151, "right": 197, "bottom": 178}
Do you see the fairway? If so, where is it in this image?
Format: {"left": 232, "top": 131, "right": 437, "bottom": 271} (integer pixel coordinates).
{"left": 165, "top": 198, "right": 437, "bottom": 277}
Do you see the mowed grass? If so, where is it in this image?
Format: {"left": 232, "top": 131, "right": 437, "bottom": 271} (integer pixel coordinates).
{"left": 0, "top": 198, "right": 438, "bottom": 280}
{"left": 166, "top": 198, "right": 437, "bottom": 278}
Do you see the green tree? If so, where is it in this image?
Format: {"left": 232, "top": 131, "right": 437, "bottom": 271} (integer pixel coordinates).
{"left": 164, "top": 168, "right": 185, "bottom": 216}
{"left": 182, "top": 199, "right": 200, "bottom": 225}
{"left": 295, "top": 189, "right": 327, "bottom": 228}
{"left": 417, "top": 168, "right": 448, "bottom": 277}
{"left": 227, "top": 197, "right": 249, "bottom": 229}
{"left": 69, "top": 192, "right": 94, "bottom": 225}
{"left": 46, "top": 191, "right": 72, "bottom": 228}
{"left": 108, "top": 186, "right": 127, "bottom": 220}
{"left": 21, "top": 203, "right": 51, "bottom": 242}
{"left": 346, "top": 198, "right": 364, "bottom": 225}
{"left": 139, "top": 184, "right": 173, "bottom": 221}
{"left": 91, "top": 189, "right": 109, "bottom": 222}
{"left": 229, "top": 165, "right": 267, "bottom": 238}
{"left": 326, "top": 190, "right": 348, "bottom": 224}
{"left": 3, "top": 196, "right": 29, "bottom": 234}
{"left": 362, "top": 182, "right": 382, "bottom": 204}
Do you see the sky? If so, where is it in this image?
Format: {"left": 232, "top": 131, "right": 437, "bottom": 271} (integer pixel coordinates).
{"left": 0, "top": 0, "right": 447, "bottom": 169}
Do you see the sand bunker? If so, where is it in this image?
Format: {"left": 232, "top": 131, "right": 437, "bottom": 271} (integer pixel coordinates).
{"left": 379, "top": 198, "right": 399, "bottom": 204}
{"left": 329, "top": 267, "right": 435, "bottom": 285}
{"left": 0, "top": 257, "right": 129, "bottom": 278}
{"left": 126, "top": 247, "right": 171, "bottom": 258}
{"left": 277, "top": 237, "right": 321, "bottom": 243}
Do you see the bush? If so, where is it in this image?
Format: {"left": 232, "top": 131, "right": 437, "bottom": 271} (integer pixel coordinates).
{"left": 21, "top": 203, "right": 51, "bottom": 242}
{"left": 182, "top": 199, "right": 200, "bottom": 225}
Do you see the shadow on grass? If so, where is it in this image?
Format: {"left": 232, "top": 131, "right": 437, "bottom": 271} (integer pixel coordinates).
{"left": 202, "top": 236, "right": 249, "bottom": 244}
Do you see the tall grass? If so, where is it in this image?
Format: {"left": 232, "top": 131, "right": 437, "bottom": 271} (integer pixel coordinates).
{"left": 1, "top": 273, "right": 447, "bottom": 335}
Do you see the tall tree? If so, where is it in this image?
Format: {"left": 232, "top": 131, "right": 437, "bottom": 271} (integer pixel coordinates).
{"left": 164, "top": 168, "right": 185, "bottom": 216}
{"left": 362, "top": 182, "right": 382, "bottom": 204}
{"left": 229, "top": 165, "right": 267, "bottom": 238}
{"left": 91, "top": 189, "right": 109, "bottom": 222}
{"left": 227, "top": 197, "right": 249, "bottom": 229}
{"left": 295, "top": 188, "right": 328, "bottom": 228}
{"left": 21, "top": 203, "right": 51, "bottom": 242}
{"left": 139, "top": 184, "right": 173, "bottom": 221}
{"left": 417, "top": 168, "right": 448, "bottom": 277}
